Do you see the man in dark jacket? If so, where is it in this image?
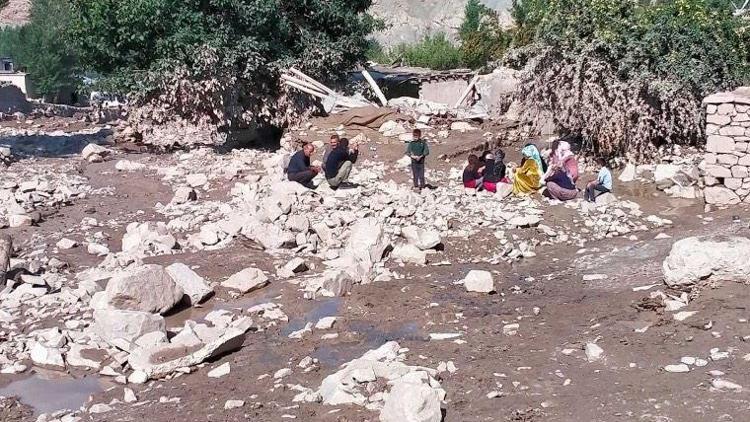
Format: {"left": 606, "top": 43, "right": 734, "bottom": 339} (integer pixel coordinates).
{"left": 287, "top": 144, "right": 320, "bottom": 189}
{"left": 324, "top": 138, "right": 358, "bottom": 189}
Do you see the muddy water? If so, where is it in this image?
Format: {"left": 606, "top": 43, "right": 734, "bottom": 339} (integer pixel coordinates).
{"left": 281, "top": 298, "right": 341, "bottom": 336}
{"left": 0, "top": 373, "right": 109, "bottom": 415}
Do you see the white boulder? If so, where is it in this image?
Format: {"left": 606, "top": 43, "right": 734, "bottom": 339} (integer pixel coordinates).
{"left": 165, "top": 263, "right": 213, "bottom": 305}
{"left": 105, "top": 265, "right": 184, "bottom": 314}
{"left": 463, "top": 270, "right": 494, "bottom": 293}
{"left": 402, "top": 226, "right": 441, "bottom": 250}
{"left": 221, "top": 267, "right": 269, "bottom": 294}
{"left": 663, "top": 236, "right": 750, "bottom": 286}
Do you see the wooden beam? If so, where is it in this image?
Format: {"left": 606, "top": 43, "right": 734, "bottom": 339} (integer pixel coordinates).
{"left": 361, "top": 70, "right": 388, "bottom": 107}
{"left": 454, "top": 74, "right": 480, "bottom": 108}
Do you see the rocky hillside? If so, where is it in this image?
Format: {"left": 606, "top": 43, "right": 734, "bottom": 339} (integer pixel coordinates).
{"left": 370, "top": 0, "right": 513, "bottom": 46}
{"left": 0, "top": 0, "right": 30, "bottom": 27}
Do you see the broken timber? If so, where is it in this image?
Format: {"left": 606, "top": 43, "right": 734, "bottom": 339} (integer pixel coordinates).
{"left": 282, "top": 68, "right": 372, "bottom": 112}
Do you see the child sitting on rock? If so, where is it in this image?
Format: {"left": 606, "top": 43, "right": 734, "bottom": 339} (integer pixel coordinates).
{"left": 585, "top": 158, "right": 613, "bottom": 202}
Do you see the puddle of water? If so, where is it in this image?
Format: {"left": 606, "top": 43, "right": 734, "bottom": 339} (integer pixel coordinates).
{"left": 281, "top": 298, "right": 341, "bottom": 336}
{"left": 0, "top": 374, "right": 106, "bottom": 415}
{"left": 312, "top": 320, "right": 424, "bottom": 367}
{"left": 165, "top": 289, "right": 280, "bottom": 329}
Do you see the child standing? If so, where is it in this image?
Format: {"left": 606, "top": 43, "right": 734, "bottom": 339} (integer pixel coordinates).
{"left": 406, "top": 129, "right": 429, "bottom": 190}
{"left": 585, "top": 158, "right": 613, "bottom": 202}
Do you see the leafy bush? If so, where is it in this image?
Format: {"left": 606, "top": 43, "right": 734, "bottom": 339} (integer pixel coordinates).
{"left": 392, "top": 33, "right": 463, "bottom": 70}
{"left": 0, "top": 0, "right": 77, "bottom": 101}
{"left": 68, "top": 0, "right": 378, "bottom": 137}
{"left": 509, "top": 0, "right": 750, "bottom": 158}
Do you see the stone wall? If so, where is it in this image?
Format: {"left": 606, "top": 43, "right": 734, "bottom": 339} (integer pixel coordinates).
{"left": 703, "top": 87, "right": 750, "bottom": 205}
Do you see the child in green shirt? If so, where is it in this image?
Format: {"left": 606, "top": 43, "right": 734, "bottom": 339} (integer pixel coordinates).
{"left": 405, "top": 128, "right": 429, "bottom": 190}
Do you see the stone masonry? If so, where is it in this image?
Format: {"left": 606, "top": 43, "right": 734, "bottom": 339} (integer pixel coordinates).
{"left": 703, "top": 87, "right": 750, "bottom": 205}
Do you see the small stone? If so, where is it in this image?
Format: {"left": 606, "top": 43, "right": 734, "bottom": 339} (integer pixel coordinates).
{"left": 274, "top": 368, "right": 292, "bottom": 379}
{"left": 208, "top": 362, "right": 231, "bottom": 378}
{"left": 224, "top": 400, "right": 245, "bottom": 410}
{"left": 584, "top": 343, "right": 603, "bottom": 362}
{"left": 123, "top": 388, "right": 137, "bottom": 403}
{"left": 664, "top": 364, "right": 690, "bottom": 373}
{"left": 315, "top": 317, "right": 337, "bottom": 330}
{"left": 56, "top": 238, "right": 78, "bottom": 250}
{"left": 221, "top": 267, "right": 269, "bottom": 294}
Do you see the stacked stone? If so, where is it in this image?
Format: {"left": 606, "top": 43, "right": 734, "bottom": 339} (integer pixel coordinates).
{"left": 703, "top": 87, "right": 750, "bottom": 205}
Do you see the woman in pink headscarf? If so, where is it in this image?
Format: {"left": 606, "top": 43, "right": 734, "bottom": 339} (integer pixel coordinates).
{"left": 543, "top": 139, "right": 579, "bottom": 201}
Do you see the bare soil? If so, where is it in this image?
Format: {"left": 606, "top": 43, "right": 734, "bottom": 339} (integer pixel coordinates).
{"left": 2, "top": 116, "right": 750, "bottom": 422}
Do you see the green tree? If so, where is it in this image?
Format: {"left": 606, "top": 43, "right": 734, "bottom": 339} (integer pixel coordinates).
{"left": 0, "top": 0, "right": 77, "bottom": 101}
{"left": 67, "top": 0, "right": 378, "bottom": 135}
{"left": 459, "top": 0, "right": 511, "bottom": 69}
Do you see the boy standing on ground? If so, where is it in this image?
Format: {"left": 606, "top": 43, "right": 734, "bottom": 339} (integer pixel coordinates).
{"left": 406, "top": 128, "right": 429, "bottom": 191}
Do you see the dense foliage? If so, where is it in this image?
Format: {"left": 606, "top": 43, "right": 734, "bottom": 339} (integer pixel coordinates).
{"left": 0, "top": 0, "right": 77, "bottom": 101}
{"left": 368, "top": 33, "right": 463, "bottom": 70}
{"left": 67, "top": 0, "right": 378, "bottom": 137}
{"left": 509, "top": 0, "right": 750, "bottom": 157}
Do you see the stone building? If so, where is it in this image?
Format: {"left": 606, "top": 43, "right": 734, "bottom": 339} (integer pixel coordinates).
{"left": 703, "top": 87, "right": 750, "bottom": 205}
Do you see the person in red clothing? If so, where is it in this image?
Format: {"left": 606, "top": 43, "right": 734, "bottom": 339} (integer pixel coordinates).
{"left": 462, "top": 154, "right": 484, "bottom": 189}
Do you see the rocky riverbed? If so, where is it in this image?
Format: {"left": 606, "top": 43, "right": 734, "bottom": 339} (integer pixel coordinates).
{"left": 1, "top": 115, "right": 749, "bottom": 422}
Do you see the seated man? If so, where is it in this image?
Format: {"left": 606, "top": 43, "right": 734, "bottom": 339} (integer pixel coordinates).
{"left": 322, "top": 134, "right": 340, "bottom": 165}
{"left": 287, "top": 144, "right": 320, "bottom": 189}
{"left": 324, "top": 138, "right": 358, "bottom": 189}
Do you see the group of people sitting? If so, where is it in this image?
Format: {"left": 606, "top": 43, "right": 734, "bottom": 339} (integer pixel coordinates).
{"left": 462, "top": 140, "right": 613, "bottom": 202}
{"left": 286, "top": 134, "right": 359, "bottom": 190}
{"left": 285, "top": 131, "right": 613, "bottom": 203}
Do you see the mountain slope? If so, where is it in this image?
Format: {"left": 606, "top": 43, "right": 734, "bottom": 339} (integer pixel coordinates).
{"left": 0, "top": 0, "right": 30, "bottom": 27}
{"left": 370, "top": 0, "right": 512, "bottom": 46}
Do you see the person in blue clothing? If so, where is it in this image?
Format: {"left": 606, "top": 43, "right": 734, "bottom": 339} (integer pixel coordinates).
{"left": 286, "top": 144, "right": 320, "bottom": 189}
{"left": 585, "top": 157, "right": 613, "bottom": 202}
{"left": 324, "top": 137, "right": 359, "bottom": 190}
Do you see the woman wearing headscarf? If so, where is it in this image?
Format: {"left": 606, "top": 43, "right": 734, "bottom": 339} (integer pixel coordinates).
{"left": 482, "top": 150, "right": 509, "bottom": 193}
{"left": 544, "top": 140, "right": 579, "bottom": 200}
{"left": 512, "top": 144, "right": 544, "bottom": 195}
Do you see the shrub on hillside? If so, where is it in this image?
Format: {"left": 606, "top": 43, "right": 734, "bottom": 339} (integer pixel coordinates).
{"left": 509, "top": 0, "right": 750, "bottom": 158}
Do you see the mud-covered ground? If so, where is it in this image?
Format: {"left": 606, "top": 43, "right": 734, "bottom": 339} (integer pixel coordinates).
{"left": 1, "top": 116, "right": 749, "bottom": 422}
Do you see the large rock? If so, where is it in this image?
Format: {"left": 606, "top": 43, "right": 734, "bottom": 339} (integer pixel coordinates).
{"left": 165, "top": 263, "right": 213, "bottom": 305}
{"left": 463, "top": 270, "right": 494, "bottom": 293}
{"left": 704, "top": 186, "right": 741, "bottom": 205}
{"left": 337, "top": 217, "right": 390, "bottom": 283}
{"left": 94, "top": 309, "right": 166, "bottom": 350}
{"left": 30, "top": 343, "right": 65, "bottom": 370}
{"left": 221, "top": 267, "right": 269, "bottom": 294}
{"left": 380, "top": 377, "right": 442, "bottom": 422}
{"left": 391, "top": 244, "right": 427, "bottom": 264}
{"left": 618, "top": 163, "right": 636, "bottom": 182}
{"left": 653, "top": 164, "right": 680, "bottom": 189}
{"left": 105, "top": 265, "right": 184, "bottom": 314}
{"left": 663, "top": 236, "right": 750, "bottom": 286}
{"left": 130, "top": 327, "right": 249, "bottom": 380}
{"left": 402, "top": 226, "right": 441, "bottom": 250}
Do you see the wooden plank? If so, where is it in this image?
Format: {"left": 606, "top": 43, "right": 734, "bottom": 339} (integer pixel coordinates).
{"left": 454, "top": 74, "right": 480, "bottom": 108}
{"left": 289, "top": 68, "right": 337, "bottom": 96}
{"left": 280, "top": 74, "right": 327, "bottom": 97}
{"left": 361, "top": 70, "right": 388, "bottom": 107}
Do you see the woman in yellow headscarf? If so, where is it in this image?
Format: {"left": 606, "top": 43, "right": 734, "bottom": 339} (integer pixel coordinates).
{"left": 512, "top": 144, "right": 543, "bottom": 195}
